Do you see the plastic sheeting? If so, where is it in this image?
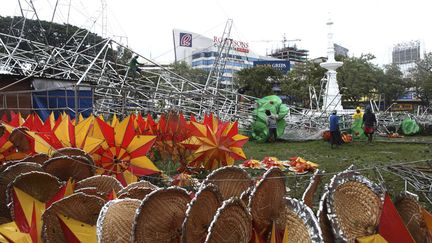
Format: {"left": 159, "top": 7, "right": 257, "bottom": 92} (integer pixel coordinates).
{"left": 401, "top": 118, "right": 420, "bottom": 135}
{"left": 32, "top": 90, "right": 93, "bottom": 121}
{"left": 251, "top": 95, "right": 289, "bottom": 142}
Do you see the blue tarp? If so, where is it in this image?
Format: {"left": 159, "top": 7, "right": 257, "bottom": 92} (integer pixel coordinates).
{"left": 32, "top": 90, "right": 93, "bottom": 121}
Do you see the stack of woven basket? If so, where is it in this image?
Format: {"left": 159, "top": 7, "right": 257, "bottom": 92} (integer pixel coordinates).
{"left": 0, "top": 154, "right": 430, "bottom": 243}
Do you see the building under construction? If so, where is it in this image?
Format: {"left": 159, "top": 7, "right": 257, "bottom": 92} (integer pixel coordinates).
{"left": 268, "top": 46, "right": 309, "bottom": 65}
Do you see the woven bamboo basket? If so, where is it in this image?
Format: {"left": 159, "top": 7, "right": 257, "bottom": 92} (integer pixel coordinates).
{"left": 132, "top": 187, "right": 191, "bottom": 242}
{"left": 74, "top": 187, "right": 105, "bottom": 199}
{"left": 117, "top": 180, "right": 158, "bottom": 195}
{"left": 51, "top": 147, "right": 94, "bottom": 164}
{"left": 42, "top": 192, "right": 105, "bottom": 242}
{"left": 97, "top": 199, "right": 141, "bottom": 243}
{"left": 43, "top": 156, "right": 94, "bottom": 182}
{"left": 249, "top": 167, "right": 286, "bottom": 237}
{"left": 8, "top": 172, "right": 62, "bottom": 222}
{"left": 275, "top": 198, "right": 323, "bottom": 243}
{"left": 0, "top": 160, "right": 20, "bottom": 174}
{"left": 7, "top": 171, "right": 62, "bottom": 204}
{"left": 240, "top": 187, "right": 251, "bottom": 206}
{"left": 327, "top": 173, "right": 384, "bottom": 243}
{"left": 205, "top": 198, "right": 252, "bottom": 243}
{"left": 8, "top": 127, "right": 31, "bottom": 153}
{"left": 0, "top": 162, "right": 42, "bottom": 218}
{"left": 203, "top": 166, "right": 252, "bottom": 200}
{"left": 0, "top": 216, "right": 10, "bottom": 224}
{"left": 75, "top": 175, "right": 123, "bottom": 196}
{"left": 181, "top": 184, "right": 223, "bottom": 243}
{"left": 20, "top": 153, "right": 49, "bottom": 165}
{"left": 276, "top": 207, "right": 311, "bottom": 242}
{"left": 118, "top": 186, "right": 155, "bottom": 200}
{"left": 395, "top": 193, "right": 429, "bottom": 243}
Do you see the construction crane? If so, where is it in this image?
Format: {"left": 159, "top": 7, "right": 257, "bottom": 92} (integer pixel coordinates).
{"left": 251, "top": 34, "right": 301, "bottom": 48}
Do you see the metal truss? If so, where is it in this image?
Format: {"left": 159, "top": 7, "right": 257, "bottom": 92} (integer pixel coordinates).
{"left": 385, "top": 161, "right": 432, "bottom": 205}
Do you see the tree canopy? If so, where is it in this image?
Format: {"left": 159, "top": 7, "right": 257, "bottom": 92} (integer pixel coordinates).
{"left": 280, "top": 60, "right": 326, "bottom": 107}
{"left": 410, "top": 52, "right": 432, "bottom": 105}
{"left": 336, "top": 54, "right": 380, "bottom": 103}
{"left": 376, "top": 64, "right": 407, "bottom": 107}
{"left": 234, "top": 65, "right": 282, "bottom": 98}
{"left": 169, "top": 61, "right": 208, "bottom": 85}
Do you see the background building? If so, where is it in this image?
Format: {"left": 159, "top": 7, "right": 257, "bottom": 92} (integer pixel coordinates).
{"left": 173, "top": 29, "right": 277, "bottom": 85}
{"left": 334, "top": 43, "right": 349, "bottom": 57}
{"left": 392, "top": 40, "right": 423, "bottom": 78}
{"left": 268, "top": 45, "right": 309, "bottom": 67}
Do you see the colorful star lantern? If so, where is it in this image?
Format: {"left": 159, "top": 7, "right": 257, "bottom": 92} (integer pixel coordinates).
{"left": 56, "top": 214, "right": 97, "bottom": 243}
{"left": 7, "top": 180, "right": 74, "bottom": 243}
{"left": 0, "top": 112, "right": 28, "bottom": 161}
{"left": 171, "top": 172, "right": 198, "bottom": 187}
{"left": 19, "top": 114, "right": 102, "bottom": 156}
{"left": 182, "top": 114, "right": 248, "bottom": 170}
{"left": 134, "top": 113, "right": 157, "bottom": 135}
{"left": 241, "top": 159, "right": 262, "bottom": 169}
{"left": 269, "top": 222, "right": 289, "bottom": 243}
{"left": 153, "top": 113, "right": 192, "bottom": 171}
{"left": 0, "top": 221, "right": 32, "bottom": 242}
{"left": 0, "top": 125, "right": 27, "bottom": 163}
{"left": 1, "top": 111, "right": 25, "bottom": 127}
{"left": 87, "top": 116, "right": 160, "bottom": 186}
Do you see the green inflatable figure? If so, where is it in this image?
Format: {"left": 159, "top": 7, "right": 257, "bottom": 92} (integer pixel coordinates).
{"left": 251, "top": 95, "right": 289, "bottom": 142}
{"left": 401, "top": 118, "right": 420, "bottom": 135}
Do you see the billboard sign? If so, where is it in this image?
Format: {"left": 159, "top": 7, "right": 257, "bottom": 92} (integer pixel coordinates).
{"left": 398, "top": 91, "right": 417, "bottom": 100}
{"left": 253, "top": 60, "right": 290, "bottom": 73}
{"left": 180, "top": 32, "right": 193, "bottom": 47}
{"left": 213, "top": 36, "right": 249, "bottom": 53}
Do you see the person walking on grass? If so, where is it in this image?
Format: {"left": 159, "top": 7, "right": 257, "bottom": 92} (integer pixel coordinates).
{"left": 362, "top": 105, "right": 377, "bottom": 144}
{"left": 265, "top": 110, "right": 277, "bottom": 142}
{"left": 329, "top": 110, "right": 342, "bottom": 148}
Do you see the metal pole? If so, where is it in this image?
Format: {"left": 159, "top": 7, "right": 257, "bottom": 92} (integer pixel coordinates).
{"left": 76, "top": 39, "right": 111, "bottom": 85}
{"left": 74, "top": 85, "right": 79, "bottom": 118}
{"left": 173, "top": 30, "right": 177, "bottom": 62}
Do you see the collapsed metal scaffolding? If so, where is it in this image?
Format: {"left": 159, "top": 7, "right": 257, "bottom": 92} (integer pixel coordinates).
{"left": 0, "top": 30, "right": 258, "bottom": 123}
{"left": 0, "top": 0, "right": 431, "bottom": 134}
{"left": 0, "top": 0, "right": 258, "bottom": 127}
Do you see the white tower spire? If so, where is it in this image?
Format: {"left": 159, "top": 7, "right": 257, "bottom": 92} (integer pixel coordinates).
{"left": 321, "top": 17, "right": 343, "bottom": 111}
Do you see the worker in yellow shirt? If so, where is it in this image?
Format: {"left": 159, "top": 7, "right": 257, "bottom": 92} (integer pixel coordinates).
{"left": 351, "top": 106, "right": 365, "bottom": 139}
{"left": 352, "top": 106, "right": 364, "bottom": 119}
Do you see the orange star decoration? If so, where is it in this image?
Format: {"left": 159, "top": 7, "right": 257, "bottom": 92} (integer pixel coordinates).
{"left": 56, "top": 214, "right": 97, "bottom": 243}
{"left": 241, "top": 159, "right": 262, "bottom": 169}
{"left": 154, "top": 113, "right": 192, "bottom": 170}
{"left": 87, "top": 116, "right": 160, "bottom": 186}
{"left": 134, "top": 113, "right": 157, "bottom": 135}
{"left": 0, "top": 221, "right": 32, "bottom": 242}
{"left": 0, "top": 124, "right": 27, "bottom": 163}
{"left": 0, "top": 112, "right": 27, "bottom": 162}
{"left": 182, "top": 114, "right": 248, "bottom": 170}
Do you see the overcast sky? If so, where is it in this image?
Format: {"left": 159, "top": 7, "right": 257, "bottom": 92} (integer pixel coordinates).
{"left": 1, "top": 0, "right": 430, "bottom": 66}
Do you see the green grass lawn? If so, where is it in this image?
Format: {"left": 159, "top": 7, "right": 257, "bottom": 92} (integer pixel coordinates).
{"left": 242, "top": 137, "right": 432, "bottom": 210}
